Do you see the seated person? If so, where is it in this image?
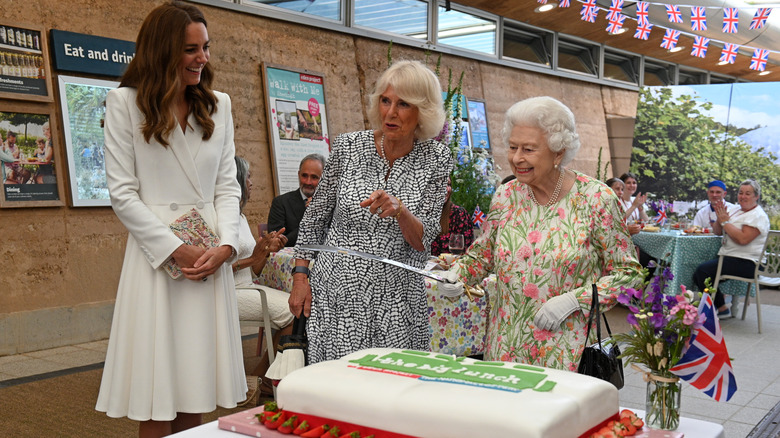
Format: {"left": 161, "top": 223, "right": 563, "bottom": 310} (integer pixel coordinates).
{"left": 431, "top": 179, "right": 474, "bottom": 256}
{"left": 4, "top": 167, "right": 31, "bottom": 185}
{"left": 693, "top": 179, "right": 769, "bottom": 319}
{"left": 267, "top": 154, "right": 325, "bottom": 246}
{"left": 692, "top": 180, "right": 735, "bottom": 229}
{"left": 606, "top": 177, "right": 641, "bottom": 235}
{"left": 619, "top": 172, "right": 649, "bottom": 223}
{"left": 233, "top": 157, "right": 294, "bottom": 392}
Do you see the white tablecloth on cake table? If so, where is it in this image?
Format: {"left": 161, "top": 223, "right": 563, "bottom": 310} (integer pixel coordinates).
{"left": 169, "top": 407, "right": 725, "bottom": 437}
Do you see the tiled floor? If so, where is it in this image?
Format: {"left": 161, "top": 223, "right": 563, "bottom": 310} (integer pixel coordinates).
{"left": 1, "top": 299, "right": 778, "bottom": 437}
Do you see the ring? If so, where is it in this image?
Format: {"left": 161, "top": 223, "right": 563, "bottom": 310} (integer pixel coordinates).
{"left": 376, "top": 206, "right": 383, "bottom": 215}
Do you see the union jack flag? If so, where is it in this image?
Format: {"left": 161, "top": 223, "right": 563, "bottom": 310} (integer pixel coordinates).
{"left": 691, "top": 36, "right": 710, "bottom": 58}
{"left": 750, "top": 48, "right": 769, "bottom": 71}
{"left": 653, "top": 204, "right": 668, "bottom": 225}
{"left": 750, "top": 8, "right": 772, "bottom": 30}
{"left": 582, "top": 5, "right": 598, "bottom": 23}
{"left": 660, "top": 29, "right": 681, "bottom": 50}
{"left": 691, "top": 6, "right": 707, "bottom": 31}
{"left": 634, "top": 20, "right": 653, "bottom": 40}
{"left": 581, "top": 0, "right": 597, "bottom": 16}
{"left": 606, "top": 14, "right": 626, "bottom": 33}
{"left": 537, "top": 0, "right": 548, "bottom": 4}
{"left": 722, "top": 8, "right": 739, "bottom": 33}
{"left": 719, "top": 43, "right": 739, "bottom": 64}
{"left": 607, "top": 0, "right": 623, "bottom": 21}
{"left": 472, "top": 205, "right": 486, "bottom": 228}
{"left": 670, "top": 294, "right": 737, "bottom": 402}
{"left": 558, "top": 0, "right": 570, "bottom": 8}
{"left": 666, "top": 5, "right": 683, "bottom": 23}
{"left": 636, "top": 1, "right": 649, "bottom": 25}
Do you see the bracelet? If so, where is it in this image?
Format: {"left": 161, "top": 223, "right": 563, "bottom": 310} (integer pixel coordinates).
{"left": 720, "top": 221, "right": 730, "bottom": 227}
{"left": 235, "top": 261, "right": 240, "bottom": 272}
{"left": 394, "top": 197, "right": 404, "bottom": 220}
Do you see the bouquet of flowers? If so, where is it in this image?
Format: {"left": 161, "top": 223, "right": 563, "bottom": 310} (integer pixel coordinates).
{"left": 611, "top": 262, "right": 709, "bottom": 430}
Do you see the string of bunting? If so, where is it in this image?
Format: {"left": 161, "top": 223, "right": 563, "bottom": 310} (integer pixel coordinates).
{"left": 535, "top": 0, "right": 775, "bottom": 71}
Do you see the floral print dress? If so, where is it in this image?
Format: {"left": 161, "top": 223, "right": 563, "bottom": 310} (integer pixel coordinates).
{"left": 452, "top": 171, "right": 642, "bottom": 371}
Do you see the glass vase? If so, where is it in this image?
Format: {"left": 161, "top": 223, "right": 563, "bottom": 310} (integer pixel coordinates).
{"left": 645, "top": 373, "right": 681, "bottom": 430}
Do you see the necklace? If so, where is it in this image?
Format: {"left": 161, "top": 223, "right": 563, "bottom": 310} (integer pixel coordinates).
{"left": 379, "top": 133, "right": 387, "bottom": 164}
{"left": 529, "top": 168, "right": 565, "bottom": 207}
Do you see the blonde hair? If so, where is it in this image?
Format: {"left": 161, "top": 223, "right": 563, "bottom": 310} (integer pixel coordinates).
{"left": 367, "top": 60, "right": 445, "bottom": 141}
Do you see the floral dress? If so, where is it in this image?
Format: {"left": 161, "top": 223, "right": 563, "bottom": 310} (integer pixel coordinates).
{"left": 294, "top": 130, "right": 452, "bottom": 364}
{"left": 431, "top": 204, "right": 475, "bottom": 256}
{"left": 452, "top": 172, "right": 642, "bottom": 371}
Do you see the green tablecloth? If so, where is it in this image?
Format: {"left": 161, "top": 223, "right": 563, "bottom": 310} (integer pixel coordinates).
{"left": 632, "top": 230, "right": 753, "bottom": 296}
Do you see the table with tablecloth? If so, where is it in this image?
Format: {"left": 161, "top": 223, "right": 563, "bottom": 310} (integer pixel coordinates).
{"left": 256, "top": 248, "right": 497, "bottom": 357}
{"left": 632, "top": 230, "right": 750, "bottom": 297}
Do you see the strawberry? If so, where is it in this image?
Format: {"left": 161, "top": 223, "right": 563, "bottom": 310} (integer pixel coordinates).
{"left": 619, "top": 409, "right": 645, "bottom": 429}
{"left": 619, "top": 417, "right": 637, "bottom": 435}
{"left": 300, "top": 424, "right": 330, "bottom": 438}
{"left": 264, "top": 411, "right": 287, "bottom": 430}
{"left": 263, "top": 401, "right": 280, "bottom": 412}
{"left": 338, "top": 431, "right": 362, "bottom": 438}
{"left": 293, "top": 420, "right": 311, "bottom": 435}
{"left": 323, "top": 426, "right": 341, "bottom": 437}
{"left": 256, "top": 401, "right": 280, "bottom": 422}
{"left": 278, "top": 416, "right": 300, "bottom": 434}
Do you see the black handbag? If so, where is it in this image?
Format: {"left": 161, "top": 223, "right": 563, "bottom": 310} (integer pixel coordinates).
{"left": 577, "top": 284, "right": 624, "bottom": 389}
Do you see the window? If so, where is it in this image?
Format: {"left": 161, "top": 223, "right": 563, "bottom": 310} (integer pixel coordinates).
{"left": 557, "top": 37, "right": 598, "bottom": 76}
{"left": 354, "top": 0, "right": 428, "bottom": 39}
{"left": 437, "top": 6, "right": 496, "bottom": 55}
{"left": 709, "top": 74, "right": 736, "bottom": 84}
{"left": 678, "top": 67, "right": 707, "bottom": 85}
{"left": 243, "top": 0, "right": 341, "bottom": 21}
{"left": 502, "top": 22, "right": 551, "bottom": 67}
{"left": 603, "top": 50, "right": 638, "bottom": 84}
{"left": 643, "top": 61, "right": 674, "bottom": 86}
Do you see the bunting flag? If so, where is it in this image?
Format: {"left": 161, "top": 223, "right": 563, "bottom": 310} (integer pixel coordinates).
{"left": 722, "top": 8, "right": 739, "bottom": 33}
{"left": 720, "top": 43, "right": 739, "bottom": 64}
{"left": 660, "top": 29, "right": 681, "bottom": 50}
{"left": 606, "top": 0, "right": 623, "bottom": 21}
{"left": 691, "top": 36, "right": 710, "bottom": 58}
{"left": 669, "top": 294, "right": 737, "bottom": 402}
{"left": 666, "top": 5, "right": 683, "bottom": 23}
{"left": 558, "top": 0, "right": 570, "bottom": 8}
{"left": 634, "top": 20, "right": 653, "bottom": 40}
{"left": 691, "top": 6, "right": 707, "bottom": 31}
{"left": 653, "top": 203, "right": 668, "bottom": 225}
{"left": 581, "top": 0, "right": 596, "bottom": 15}
{"left": 636, "top": 1, "right": 649, "bottom": 25}
{"left": 472, "top": 206, "right": 486, "bottom": 228}
{"left": 750, "top": 8, "right": 772, "bottom": 30}
{"left": 750, "top": 48, "right": 769, "bottom": 71}
{"left": 537, "top": 0, "right": 548, "bottom": 4}
{"left": 606, "top": 14, "right": 626, "bottom": 33}
{"left": 582, "top": 5, "right": 598, "bottom": 22}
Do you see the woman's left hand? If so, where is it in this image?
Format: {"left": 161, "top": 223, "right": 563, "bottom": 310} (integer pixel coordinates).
{"left": 182, "top": 245, "right": 233, "bottom": 281}
{"left": 360, "top": 190, "right": 402, "bottom": 219}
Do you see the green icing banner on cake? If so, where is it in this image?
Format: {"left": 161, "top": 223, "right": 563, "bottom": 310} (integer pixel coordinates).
{"left": 348, "top": 350, "right": 556, "bottom": 393}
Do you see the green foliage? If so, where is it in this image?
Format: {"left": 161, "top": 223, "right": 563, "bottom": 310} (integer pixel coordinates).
{"left": 631, "top": 87, "right": 780, "bottom": 207}
{"left": 595, "top": 146, "right": 610, "bottom": 181}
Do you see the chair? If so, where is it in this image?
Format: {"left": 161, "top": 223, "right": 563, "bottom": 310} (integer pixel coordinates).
{"left": 713, "top": 230, "right": 780, "bottom": 334}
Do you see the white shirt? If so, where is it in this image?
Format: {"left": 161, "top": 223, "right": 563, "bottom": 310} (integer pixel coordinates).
{"left": 692, "top": 201, "right": 735, "bottom": 228}
{"left": 719, "top": 204, "right": 770, "bottom": 262}
{"left": 619, "top": 197, "right": 641, "bottom": 222}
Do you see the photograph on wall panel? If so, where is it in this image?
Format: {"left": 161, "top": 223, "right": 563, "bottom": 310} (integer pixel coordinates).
{"left": 0, "top": 21, "right": 54, "bottom": 102}
{"left": 58, "top": 75, "right": 118, "bottom": 207}
{"left": 262, "top": 63, "right": 330, "bottom": 196}
{"left": 467, "top": 98, "right": 490, "bottom": 149}
{"left": 0, "top": 105, "right": 63, "bottom": 207}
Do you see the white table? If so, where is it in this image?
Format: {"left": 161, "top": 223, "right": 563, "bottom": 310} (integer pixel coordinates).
{"left": 170, "top": 407, "right": 725, "bottom": 437}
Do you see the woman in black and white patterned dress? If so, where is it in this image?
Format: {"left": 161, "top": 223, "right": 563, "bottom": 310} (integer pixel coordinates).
{"left": 290, "top": 60, "right": 453, "bottom": 364}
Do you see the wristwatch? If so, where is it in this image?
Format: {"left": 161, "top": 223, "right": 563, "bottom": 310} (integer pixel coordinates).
{"left": 720, "top": 221, "right": 730, "bottom": 227}
{"left": 291, "top": 266, "right": 310, "bottom": 277}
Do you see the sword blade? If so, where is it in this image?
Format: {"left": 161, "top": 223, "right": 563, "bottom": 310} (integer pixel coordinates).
{"left": 298, "top": 244, "right": 452, "bottom": 283}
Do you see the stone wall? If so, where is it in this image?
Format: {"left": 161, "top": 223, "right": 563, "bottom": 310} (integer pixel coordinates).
{"left": 0, "top": 0, "right": 638, "bottom": 355}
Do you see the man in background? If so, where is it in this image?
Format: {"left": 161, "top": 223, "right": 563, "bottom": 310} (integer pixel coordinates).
{"left": 268, "top": 154, "right": 325, "bottom": 246}
{"left": 692, "top": 180, "right": 735, "bottom": 228}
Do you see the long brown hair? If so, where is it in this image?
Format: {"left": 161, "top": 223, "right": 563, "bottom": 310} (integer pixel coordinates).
{"left": 121, "top": 1, "right": 217, "bottom": 146}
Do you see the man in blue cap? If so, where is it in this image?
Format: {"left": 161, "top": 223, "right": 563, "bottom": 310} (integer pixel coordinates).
{"left": 692, "top": 180, "right": 734, "bottom": 228}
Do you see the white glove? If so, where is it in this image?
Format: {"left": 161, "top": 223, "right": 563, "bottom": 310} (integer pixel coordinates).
{"left": 437, "top": 269, "right": 465, "bottom": 298}
{"left": 533, "top": 293, "right": 580, "bottom": 331}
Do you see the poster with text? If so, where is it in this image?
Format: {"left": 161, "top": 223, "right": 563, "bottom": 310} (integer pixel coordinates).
{"left": 1, "top": 109, "right": 62, "bottom": 207}
{"left": 0, "top": 22, "right": 54, "bottom": 102}
{"left": 263, "top": 64, "right": 330, "bottom": 195}
{"left": 58, "top": 75, "right": 117, "bottom": 207}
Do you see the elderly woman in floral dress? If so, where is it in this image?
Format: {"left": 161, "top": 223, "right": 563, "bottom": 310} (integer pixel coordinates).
{"left": 442, "top": 97, "right": 643, "bottom": 371}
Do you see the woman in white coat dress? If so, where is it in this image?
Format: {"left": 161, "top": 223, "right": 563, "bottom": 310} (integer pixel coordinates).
{"left": 95, "top": 3, "right": 245, "bottom": 437}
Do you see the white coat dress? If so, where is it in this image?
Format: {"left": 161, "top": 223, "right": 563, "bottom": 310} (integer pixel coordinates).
{"left": 95, "top": 87, "right": 246, "bottom": 421}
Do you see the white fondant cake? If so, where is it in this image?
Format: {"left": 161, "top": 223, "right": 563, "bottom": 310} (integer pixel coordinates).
{"left": 276, "top": 348, "right": 619, "bottom": 438}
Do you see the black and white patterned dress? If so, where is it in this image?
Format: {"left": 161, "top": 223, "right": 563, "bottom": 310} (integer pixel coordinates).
{"left": 294, "top": 130, "right": 452, "bottom": 364}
